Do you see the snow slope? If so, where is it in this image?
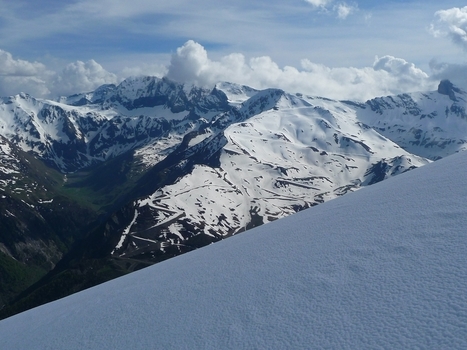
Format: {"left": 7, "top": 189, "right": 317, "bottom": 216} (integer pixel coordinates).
{"left": 1, "top": 151, "right": 466, "bottom": 349}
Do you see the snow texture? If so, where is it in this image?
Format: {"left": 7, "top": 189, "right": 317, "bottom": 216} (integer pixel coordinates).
{"left": 0, "top": 150, "right": 466, "bottom": 349}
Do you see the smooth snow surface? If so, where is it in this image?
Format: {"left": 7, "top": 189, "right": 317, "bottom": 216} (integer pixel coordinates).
{"left": 1, "top": 152, "right": 467, "bottom": 349}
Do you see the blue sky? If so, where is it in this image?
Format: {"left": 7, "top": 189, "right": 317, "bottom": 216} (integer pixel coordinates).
{"left": 0, "top": 0, "right": 466, "bottom": 99}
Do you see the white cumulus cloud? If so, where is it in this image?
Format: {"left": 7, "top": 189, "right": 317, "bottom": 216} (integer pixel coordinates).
{"left": 431, "top": 6, "right": 467, "bottom": 51}
{"left": 51, "top": 60, "right": 119, "bottom": 96}
{"left": 0, "top": 50, "right": 51, "bottom": 97}
{"left": 0, "top": 50, "right": 120, "bottom": 98}
{"left": 0, "top": 50, "right": 46, "bottom": 77}
{"left": 373, "top": 55, "right": 428, "bottom": 80}
{"left": 166, "top": 40, "right": 213, "bottom": 85}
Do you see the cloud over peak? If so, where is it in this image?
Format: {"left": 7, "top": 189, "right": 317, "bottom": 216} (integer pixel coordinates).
{"left": 165, "top": 40, "right": 436, "bottom": 101}
{"left": 0, "top": 50, "right": 50, "bottom": 97}
{"left": 52, "top": 60, "right": 118, "bottom": 96}
{"left": 0, "top": 50, "right": 118, "bottom": 98}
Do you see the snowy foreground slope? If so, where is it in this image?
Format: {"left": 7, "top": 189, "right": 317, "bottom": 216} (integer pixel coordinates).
{"left": 1, "top": 155, "right": 466, "bottom": 349}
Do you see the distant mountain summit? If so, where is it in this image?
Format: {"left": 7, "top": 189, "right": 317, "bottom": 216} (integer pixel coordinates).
{"left": 437, "top": 79, "right": 465, "bottom": 101}
{"left": 358, "top": 79, "right": 467, "bottom": 160}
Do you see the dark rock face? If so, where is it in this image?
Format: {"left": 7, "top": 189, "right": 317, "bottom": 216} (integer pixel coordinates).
{"left": 438, "top": 80, "right": 462, "bottom": 101}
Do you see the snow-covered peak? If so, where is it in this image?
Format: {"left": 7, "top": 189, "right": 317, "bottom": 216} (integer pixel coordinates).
{"left": 215, "top": 81, "right": 259, "bottom": 106}
{"left": 115, "top": 76, "right": 168, "bottom": 101}
{"left": 237, "top": 88, "right": 285, "bottom": 115}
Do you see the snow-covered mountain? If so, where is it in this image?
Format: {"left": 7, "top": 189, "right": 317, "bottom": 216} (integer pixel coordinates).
{"left": 1, "top": 76, "right": 466, "bottom": 315}
{"left": 0, "top": 77, "right": 229, "bottom": 172}
{"left": 1, "top": 149, "right": 465, "bottom": 349}
{"left": 357, "top": 79, "right": 467, "bottom": 160}
{"left": 110, "top": 87, "right": 430, "bottom": 261}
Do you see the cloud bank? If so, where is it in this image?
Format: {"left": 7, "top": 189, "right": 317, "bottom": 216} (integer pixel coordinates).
{"left": 0, "top": 41, "right": 458, "bottom": 101}
{"left": 0, "top": 51, "right": 118, "bottom": 98}
{"left": 0, "top": 50, "right": 46, "bottom": 77}
{"left": 166, "top": 40, "right": 436, "bottom": 101}
{"left": 0, "top": 50, "right": 51, "bottom": 97}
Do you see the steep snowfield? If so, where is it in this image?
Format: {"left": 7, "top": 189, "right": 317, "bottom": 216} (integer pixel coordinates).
{"left": 1, "top": 150, "right": 466, "bottom": 349}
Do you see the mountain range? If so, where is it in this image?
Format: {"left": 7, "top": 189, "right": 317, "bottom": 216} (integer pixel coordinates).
{"left": 0, "top": 76, "right": 466, "bottom": 317}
